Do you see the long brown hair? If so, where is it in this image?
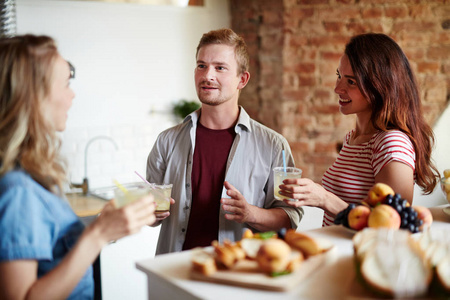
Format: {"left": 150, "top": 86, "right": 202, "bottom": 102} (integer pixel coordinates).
{"left": 345, "top": 33, "right": 438, "bottom": 194}
{"left": 0, "top": 34, "right": 66, "bottom": 193}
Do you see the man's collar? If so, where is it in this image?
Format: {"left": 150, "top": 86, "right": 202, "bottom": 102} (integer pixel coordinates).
{"left": 235, "top": 106, "right": 251, "bottom": 132}
{"left": 186, "top": 105, "right": 252, "bottom": 132}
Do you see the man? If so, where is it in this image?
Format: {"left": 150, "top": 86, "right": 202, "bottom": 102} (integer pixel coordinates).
{"left": 147, "top": 28, "right": 303, "bottom": 255}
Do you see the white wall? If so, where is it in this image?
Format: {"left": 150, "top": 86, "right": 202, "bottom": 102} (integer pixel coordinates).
{"left": 413, "top": 104, "right": 450, "bottom": 207}
{"left": 17, "top": 0, "right": 230, "bottom": 189}
{"left": 16, "top": 1, "right": 230, "bottom": 299}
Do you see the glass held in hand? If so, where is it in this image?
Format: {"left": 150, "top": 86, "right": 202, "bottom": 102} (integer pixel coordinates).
{"left": 273, "top": 167, "right": 302, "bottom": 201}
{"left": 150, "top": 183, "right": 173, "bottom": 212}
{"left": 113, "top": 182, "right": 152, "bottom": 208}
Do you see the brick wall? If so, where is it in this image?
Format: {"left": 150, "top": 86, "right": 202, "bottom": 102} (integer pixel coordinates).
{"left": 230, "top": 0, "right": 450, "bottom": 182}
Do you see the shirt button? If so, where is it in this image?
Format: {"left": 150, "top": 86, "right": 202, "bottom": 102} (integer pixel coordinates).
{"left": 182, "top": 228, "right": 186, "bottom": 232}
{"left": 186, "top": 183, "right": 190, "bottom": 188}
{"left": 188, "top": 161, "right": 191, "bottom": 164}
{"left": 185, "top": 206, "right": 189, "bottom": 210}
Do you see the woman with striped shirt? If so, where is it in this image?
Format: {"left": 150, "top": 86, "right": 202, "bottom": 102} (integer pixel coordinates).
{"left": 279, "top": 33, "right": 439, "bottom": 226}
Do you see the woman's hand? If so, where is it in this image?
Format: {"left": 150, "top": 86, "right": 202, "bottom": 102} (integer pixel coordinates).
{"left": 91, "top": 195, "right": 156, "bottom": 245}
{"left": 279, "top": 178, "right": 348, "bottom": 216}
{"left": 278, "top": 178, "right": 328, "bottom": 208}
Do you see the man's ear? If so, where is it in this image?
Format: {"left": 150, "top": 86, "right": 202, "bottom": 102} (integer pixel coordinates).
{"left": 237, "top": 71, "right": 250, "bottom": 90}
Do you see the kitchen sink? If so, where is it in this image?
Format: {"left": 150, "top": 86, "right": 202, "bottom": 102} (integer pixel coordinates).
{"left": 88, "top": 182, "right": 144, "bottom": 201}
{"left": 89, "top": 187, "right": 115, "bottom": 200}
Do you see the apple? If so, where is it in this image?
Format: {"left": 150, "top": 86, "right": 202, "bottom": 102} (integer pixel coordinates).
{"left": 443, "top": 169, "right": 450, "bottom": 178}
{"left": 367, "top": 183, "right": 395, "bottom": 207}
{"left": 413, "top": 206, "right": 433, "bottom": 230}
{"left": 348, "top": 205, "right": 371, "bottom": 231}
{"left": 444, "top": 177, "right": 450, "bottom": 193}
{"left": 368, "top": 204, "right": 401, "bottom": 229}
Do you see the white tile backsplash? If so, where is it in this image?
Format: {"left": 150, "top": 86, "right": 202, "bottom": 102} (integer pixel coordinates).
{"left": 62, "top": 116, "right": 177, "bottom": 191}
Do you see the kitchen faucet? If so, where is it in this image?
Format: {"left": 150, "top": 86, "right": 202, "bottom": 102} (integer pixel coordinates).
{"left": 71, "top": 136, "right": 119, "bottom": 195}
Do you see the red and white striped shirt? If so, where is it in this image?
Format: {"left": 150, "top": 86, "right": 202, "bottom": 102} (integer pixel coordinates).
{"left": 321, "top": 130, "right": 415, "bottom": 227}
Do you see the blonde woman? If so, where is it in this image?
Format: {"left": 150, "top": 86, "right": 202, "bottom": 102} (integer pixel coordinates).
{"left": 0, "top": 35, "right": 156, "bottom": 300}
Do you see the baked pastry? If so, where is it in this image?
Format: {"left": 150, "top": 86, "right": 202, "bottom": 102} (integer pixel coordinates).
{"left": 191, "top": 249, "right": 217, "bottom": 276}
{"left": 256, "top": 239, "right": 291, "bottom": 273}
{"left": 436, "top": 254, "right": 450, "bottom": 293}
{"left": 212, "top": 240, "right": 240, "bottom": 268}
{"left": 353, "top": 228, "right": 432, "bottom": 298}
{"left": 284, "top": 229, "right": 323, "bottom": 257}
{"left": 223, "top": 240, "right": 246, "bottom": 261}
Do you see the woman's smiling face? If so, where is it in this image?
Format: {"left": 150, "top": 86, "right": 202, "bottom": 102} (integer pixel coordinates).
{"left": 334, "top": 54, "right": 371, "bottom": 117}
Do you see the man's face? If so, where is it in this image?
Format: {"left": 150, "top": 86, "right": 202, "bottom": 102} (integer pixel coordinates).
{"left": 195, "top": 44, "right": 248, "bottom": 107}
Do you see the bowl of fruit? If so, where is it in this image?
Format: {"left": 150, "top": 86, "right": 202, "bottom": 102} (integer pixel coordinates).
{"left": 441, "top": 169, "right": 450, "bottom": 204}
{"left": 334, "top": 183, "right": 433, "bottom": 234}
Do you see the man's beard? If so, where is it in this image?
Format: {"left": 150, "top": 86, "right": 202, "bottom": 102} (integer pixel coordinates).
{"left": 197, "top": 81, "right": 224, "bottom": 106}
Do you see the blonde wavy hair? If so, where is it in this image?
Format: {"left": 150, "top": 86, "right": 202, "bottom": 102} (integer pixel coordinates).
{"left": 0, "top": 35, "right": 67, "bottom": 193}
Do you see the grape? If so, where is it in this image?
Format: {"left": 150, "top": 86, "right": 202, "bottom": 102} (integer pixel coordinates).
{"left": 401, "top": 211, "right": 409, "bottom": 220}
{"left": 335, "top": 204, "right": 356, "bottom": 227}
{"left": 415, "top": 219, "right": 423, "bottom": 227}
{"left": 401, "top": 199, "right": 408, "bottom": 208}
{"left": 342, "top": 207, "right": 351, "bottom": 227}
{"left": 277, "top": 228, "right": 287, "bottom": 239}
{"left": 404, "top": 207, "right": 413, "bottom": 214}
{"left": 384, "top": 194, "right": 394, "bottom": 205}
{"left": 379, "top": 194, "right": 423, "bottom": 233}
{"left": 392, "top": 198, "right": 400, "bottom": 206}
{"left": 401, "top": 218, "right": 409, "bottom": 228}
{"left": 334, "top": 210, "right": 346, "bottom": 225}
{"left": 408, "top": 210, "right": 418, "bottom": 222}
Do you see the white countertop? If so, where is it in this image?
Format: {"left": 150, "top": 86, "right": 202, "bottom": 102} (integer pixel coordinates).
{"left": 136, "top": 205, "right": 450, "bottom": 300}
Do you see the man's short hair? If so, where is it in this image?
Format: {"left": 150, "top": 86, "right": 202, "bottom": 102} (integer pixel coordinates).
{"left": 196, "top": 28, "right": 249, "bottom": 75}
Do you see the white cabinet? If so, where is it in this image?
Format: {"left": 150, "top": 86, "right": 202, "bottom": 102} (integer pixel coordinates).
{"left": 100, "top": 226, "right": 160, "bottom": 300}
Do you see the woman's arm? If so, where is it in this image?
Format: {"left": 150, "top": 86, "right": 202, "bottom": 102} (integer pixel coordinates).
{"left": 374, "top": 161, "right": 414, "bottom": 204}
{"left": 0, "top": 197, "right": 155, "bottom": 300}
{"left": 279, "top": 161, "right": 414, "bottom": 216}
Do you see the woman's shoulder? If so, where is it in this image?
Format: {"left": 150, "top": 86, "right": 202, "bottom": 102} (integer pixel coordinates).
{"left": 372, "top": 130, "right": 411, "bottom": 141}
{"left": 0, "top": 169, "right": 34, "bottom": 188}
{"left": 371, "top": 130, "right": 413, "bottom": 149}
{"left": 0, "top": 169, "right": 52, "bottom": 202}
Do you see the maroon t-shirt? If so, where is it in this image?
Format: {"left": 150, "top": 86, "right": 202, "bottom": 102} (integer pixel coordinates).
{"left": 182, "top": 122, "right": 236, "bottom": 250}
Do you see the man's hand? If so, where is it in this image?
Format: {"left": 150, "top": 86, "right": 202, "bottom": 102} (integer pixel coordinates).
{"left": 221, "top": 181, "right": 256, "bottom": 224}
{"left": 151, "top": 197, "right": 176, "bottom": 225}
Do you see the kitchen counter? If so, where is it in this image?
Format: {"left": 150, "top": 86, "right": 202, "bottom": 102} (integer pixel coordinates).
{"left": 66, "top": 192, "right": 108, "bottom": 217}
{"left": 136, "top": 204, "right": 450, "bottom": 300}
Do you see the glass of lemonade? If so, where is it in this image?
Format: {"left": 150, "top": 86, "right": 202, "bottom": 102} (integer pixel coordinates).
{"left": 150, "top": 184, "right": 172, "bottom": 212}
{"left": 114, "top": 183, "right": 152, "bottom": 208}
{"left": 273, "top": 167, "right": 302, "bottom": 201}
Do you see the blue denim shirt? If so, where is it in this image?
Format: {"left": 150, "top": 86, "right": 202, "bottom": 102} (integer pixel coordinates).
{"left": 0, "top": 169, "right": 93, "bottom": 299}
{"left": 147, "top": 106, "right": 304, "bottom": 254}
